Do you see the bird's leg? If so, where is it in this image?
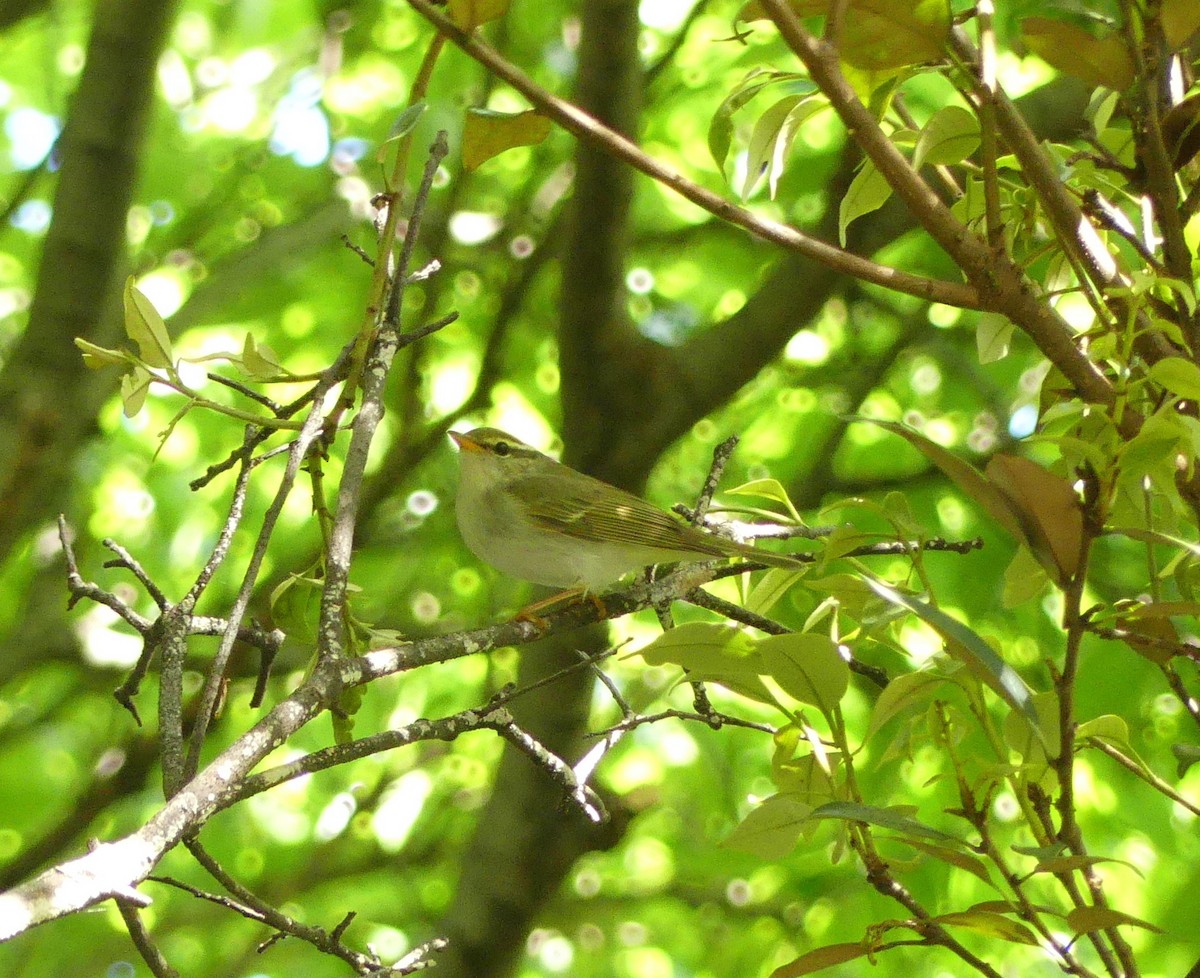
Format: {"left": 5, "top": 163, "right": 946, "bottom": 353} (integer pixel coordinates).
{"left": 514, "top": 587, "right": 606, "bottom": 626}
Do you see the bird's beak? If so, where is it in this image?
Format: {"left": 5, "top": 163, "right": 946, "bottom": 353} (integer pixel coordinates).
{"left": 449, "top": 430, "right": 484, "bottom": 453}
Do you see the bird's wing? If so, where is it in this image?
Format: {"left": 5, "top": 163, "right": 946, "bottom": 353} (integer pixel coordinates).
{"left": 512, "top": 473, "right": 729, "bottom": 556}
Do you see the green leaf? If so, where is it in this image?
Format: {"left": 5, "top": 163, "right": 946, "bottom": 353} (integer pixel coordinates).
{"left": 865, "top": 669, "right": 944, "bottom": 742}
{"left": 1163, "top": 0, "right": 1200, "bottom": 49}
{"left": 1076, "top": 714, "right": 1130, "bottom": 748}
{"left": 772, "top": 742, "right": 837, "bottom": 802}
{"left": 757, "top": 633, "right": 848, "bottom": 714}
{"left": 462, "top": 108, "right": 551, "bottom": 171}
{"left": 1066, "top": 905, "right": 1163, "bottom": 935}
{"left": 637, "top": 623, "right": 780, "bottom": 707}
{"left": 913, "top": 105, "right": 979, "bottom": 170}
{"left": 1034, "top": 854, "right": 1142, "bottom": 878}
{"left": 1003, "top": 690, "right": 1060, "bottom": 774}
{"left": 1148, "top": 356, "right": 1200, "bottom": 400}
{"left": 903, "top": 839, "right": 995, "bottom": 887}
{"left": 724, "top": 478, "right": 802, "bottom": 522}
{"left": 448, "top": 0, "right": 510, "bottom": 31}
{"left": 747, "top": 566, "right": 807, "bottom": 617}
{"left": 1002, "top": 546, "right": 1048, "bottom": 608}
{"left": 242, "top": 333, "right": 285, "bottom": 378}
{"left": 839, "top": 159, "right": 892, "bottom": 245}
{"left": 1021, "top": 17, "right": 1134, "bottom": 91}
{"left": 841, "top": 0, "right": 951, "bottom": 71}
{"left": 808, "top": 800, "right": 962, "bottom": 843}
{"left": 710, "top": 69, "right": 782, "bottom": 173}
{"left": 387, "top": 101, "right": 427, "bottom": 141}
{"left": 742, "top": 94, "right": 802, "bottom": 199}
{"left": 865, "top": 578, "right": 1041, "bottom": 731}
{"left": 120, "top": 366, "right": 152, "bottom": 418}
{"left": 770, "top": 943, "right": 872, "bottom": 978}
{"left": 123, "top": 278, "right": 172, "bottom": 368}
{"left": 976, "top": 312, "right": 1013, "bottom": 365}
{"left": 723, "top": 792, "right": 812, "bottom": 858}
{"left": 934, "top": 910, "right": 1038, "bottom": 945}
{"left": 75, "top": 338, "right": 129, "bottom": 369}
{"left": 742, "top": 93, "right": 827, "bottom": 199}
{"left": 376, "top": 101, "right": 428, "bottom": 162}
{"left": 637, "top": 622, "right": 756, "bottom": 669}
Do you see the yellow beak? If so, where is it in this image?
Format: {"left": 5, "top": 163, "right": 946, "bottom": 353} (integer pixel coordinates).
{"left": 449, "top": 430, "right": 485, "bottom": 453}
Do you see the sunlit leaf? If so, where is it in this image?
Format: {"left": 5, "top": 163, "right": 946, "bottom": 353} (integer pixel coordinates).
{"left": 934, "top": 910, "right": 1038, "bottom": 945}
{"left": 841, "top": 0, "right": 951, "bottom": 70}
{"left": 913, "top": 104, "right": 979, "bottom": 170}
{"left": 839, "top": 159, "right": 892, "bottom": 245}
{"left": 757, "top": 633, "right": 848, "bottom": 715}
{"left": 448, "top": 0, "right": 510, "bottom": 31}
{"left": 770, "top": 942, "right": 872, "bottom": 978}
{"left": 723, "top": 792, "right": 812, "bottom": 858}
{"left": 462, "top": 108, "right": 551, "bottom": 171}
{"left": 242, "top": 333, "right": 286, "bottom": 378}
{"left": 1002, "top": 546, "right": 1048, "bottom": 608}
{"left": 865, "top": 669, "right": 944, "bottom": 741}
{"left": 123, "top": 277, "right": 172, "bottom": 368}
{"left": 1066, "top": 905, "right": 1163, "bottom": 934}
{"left": 119, "top": 365, "right": 152, "bottom": 418}
{"left": 976, "top": 312, "right": 1013, "bottom": 365}
{"left": 865, "top": 578, "right": 1041, "bottom": 730}
{"left": 724, "top": 478, "right": 803, "bottom": 522}
{"left": 1148, "top": 356, "right": 1200, "bottom": 400}
{"left": 808, "top": 800, "right": 962, "bottom": 843}
{"left": 903, "top": 840, "right": 995, "bottom": 887}
{"left": 75, "top": 338, "right": 129, "bottom": 369}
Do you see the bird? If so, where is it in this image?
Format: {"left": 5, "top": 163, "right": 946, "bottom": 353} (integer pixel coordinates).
{"left": 450, "top": 426, "right": 803, "bottom": 592}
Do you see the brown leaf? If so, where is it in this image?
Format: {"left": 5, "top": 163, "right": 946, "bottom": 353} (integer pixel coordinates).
{"left": 985, "top": 455, "right": 1083, "bottom": 582}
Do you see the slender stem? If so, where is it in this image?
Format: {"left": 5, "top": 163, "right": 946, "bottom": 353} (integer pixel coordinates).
{"left": 405, "top": 0, "right": 984, "bottom": 311}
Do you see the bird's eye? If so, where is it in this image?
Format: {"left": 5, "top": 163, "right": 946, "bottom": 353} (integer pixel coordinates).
{"left": 493, "top": 441, "right": 511, "bottom": 457}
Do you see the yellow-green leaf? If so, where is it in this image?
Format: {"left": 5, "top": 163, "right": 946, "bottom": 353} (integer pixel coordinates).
{"left": 1148, "top": 356, "right": 1200, "bottom": 399}
{"left": 75, "top": 338, "right": 129, "bottom": 369}
{"left": 935, "top": 910, "right": 1038, "bottom": 945}
{"left": 723, "top": 792, "right": 812, "bottom": 859}
{"left": 976, "top": 312, "right": 1013, "bottom": 365}
{"left": 242, "top": 333, "right": 285, "bottom": 378}
{"left": 1162, "top": 0, "right": 1200, "bottom": 49}
{"left": 839, "top": 158, "right": 892, "bottom": 245}
{"left": 841, "top": 0, "right": 950, "bottom": 70}
{"left": 1067, "top": 905, "right": 1163, "bottom": 935}
{"left": 866, "top": 577, "right": 1041, "bottom": 730}
{"left": 462, "top": 108, "right": 551, "bottom": 171}
{"left": 771, "top": 942, "right": 872, "bottom": 978}
{"left": 120, "top": 366, "right": 152, "bottom": 418}
{"left": 757, "top": 633, "right": 849, "bottom": 715}
{"left": 1022, "top": 17, "right": 1134, "bottom": 91}
{"left": 913, "top": 104, "right": 979, "bottom": 170}
{"left": 865, "top": 669, "right": 943, "bottom": 741}
{"left": 448, "top": 0, "right": 510, "bottom": 31}
{"left": 123, "top": 278, "right": 172, "bottom": 368}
